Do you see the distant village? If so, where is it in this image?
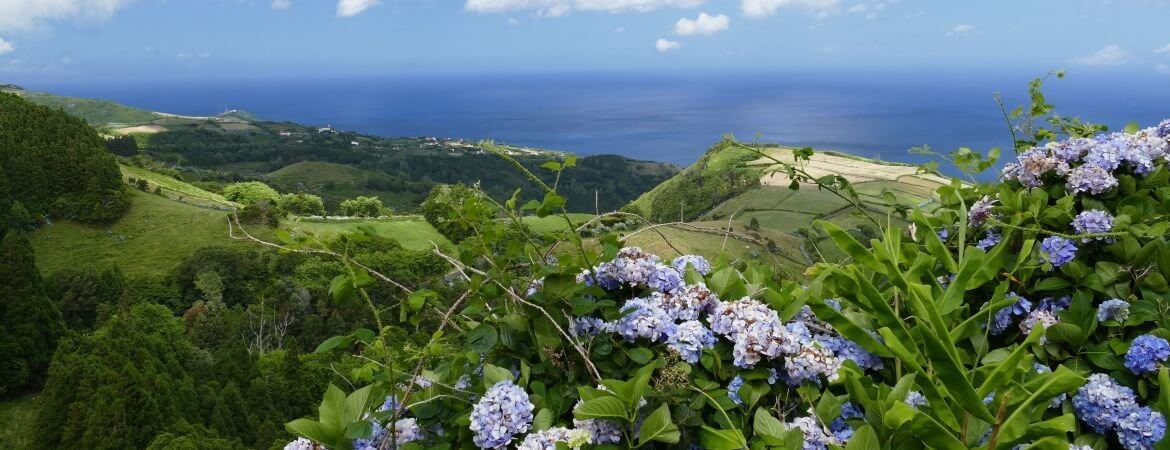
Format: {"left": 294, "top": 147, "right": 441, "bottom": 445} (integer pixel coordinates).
{"left": 275, "top": 123, "right": 563, "bottom": 157}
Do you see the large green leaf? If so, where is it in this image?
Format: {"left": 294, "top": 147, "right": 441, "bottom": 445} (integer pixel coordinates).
{"left": 883, "top": 402, "right": 966, "bottom": 450}
{"left": 997, "top": 366, "right": 1085, "bottom": 445}
{"left": 920, "top": 327, "right": 996, "bottom": 423}
{"left": 699, "top": 426, "right": 748, "bottom": 450}
{"left": 285, "top": 419, "right": 339, "bottom": 447}
{"left": 844, "top": 425, "right": 881, "bottom": 450}
{"left": 638, "top": 403, "right": 680, "bottom": 445}
{"left": 753, "top": 408, "right": 787, "bottom": 440}
{"left": 978, "top": 327, "right": 1044, "bottom": 397}
{"left": 573, "top": 396, "right": 630, "bottom": 421}
{"left": 818, "top": 220, "right": 878, "bottom": 269}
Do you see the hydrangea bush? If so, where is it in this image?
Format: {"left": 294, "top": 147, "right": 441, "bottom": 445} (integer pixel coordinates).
{"left": 281, "top": 81, "right": 1170, "bottom": 449}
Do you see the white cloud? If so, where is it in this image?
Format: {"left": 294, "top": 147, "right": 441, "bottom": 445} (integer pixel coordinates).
{"left": 674, "top": 12, "right": 728, "bottom": 35}
{"left": 1155, "top": 44, "right": 1170, "bottom": 54}
{"left": 464, "top": 0, "right": 702, "bottom": 17}
{"left": 507, "top": 17, "right": 521, "bottom": 24}
{"left": 337, "top": 0, "right": 380, "bottom": 17}
{"left": 740, "top": 0, "right": 841, "bottom": 18}
{"left": 271, "top": 0, "right": 291, "bottom": 10}
{"left": 1157, "top": 63, "right": 1170, "bottom": 75}
{"left": 655, "top": 38, "right": 680, "bottom": 52}
{"left": 0, "top": 0, "right": 134, "bottom": 33}
{"left": 947, "top": 24, "right": 974, "bottom": 35}
{"left": 0, "top": 37, "right": 13, "bottom": 56}
{"left": 1073, "top": 45, "right": 1127, "bottom": 65}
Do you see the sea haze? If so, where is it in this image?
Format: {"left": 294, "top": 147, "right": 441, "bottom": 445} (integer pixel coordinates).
{"left": 27, "top": 71, "right": 1170, "bottom": 173}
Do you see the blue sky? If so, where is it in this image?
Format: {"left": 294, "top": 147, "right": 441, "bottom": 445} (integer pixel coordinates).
{"left": 1, "top": 0, "right": 1169, "bottom": 82}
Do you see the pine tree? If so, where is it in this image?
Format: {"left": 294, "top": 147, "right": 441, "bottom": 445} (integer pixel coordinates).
{"left": 0, "top": 231, "right": 64, "bottom": 395}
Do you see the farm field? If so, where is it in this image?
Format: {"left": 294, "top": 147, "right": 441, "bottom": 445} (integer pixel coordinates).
{"left": 282, "top": 218, "right": 453, "bottom": 252}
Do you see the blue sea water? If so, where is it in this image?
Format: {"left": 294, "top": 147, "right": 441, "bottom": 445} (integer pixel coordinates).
{"left": 25, "top": 71, "right": 1170, "bottom": 174}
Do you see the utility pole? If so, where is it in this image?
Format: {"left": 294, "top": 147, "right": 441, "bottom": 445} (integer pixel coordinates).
{"left": 595, "top": 190, "right": 599, "bottom": 216}
{"left": 680, "top": 201, "right": 684, "bottom": 222}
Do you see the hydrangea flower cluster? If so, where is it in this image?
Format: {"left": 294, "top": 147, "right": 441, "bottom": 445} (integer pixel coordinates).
{"left": 1002, "top": 126, "right": 1169, "bottom": 195}
{"left": 785, "top": 415, "right": 840, "bottom": 450}
{"left": 1125, "top": 335, "right": 1170, "bottom": 375}
{"left": 727, "top": 375, "right": 745, "bottom": 405}
{"left": 1041, "top": 236, "right": 1078, "bottom": 267}
{"left": 976, "top": 229, "right": 1001, "bottom": 251}
{"left": 1072, "top": 209, "right": 1115, "bottom": 242}
{"left": 991, "top": 292, "right": 1032, "bottom": 335}
{"left": 469, "top": 381, "right": 534, "bottom": 449}
{"left": 672, "top": 254, "right": 712, "bottom": 275}
{"left": 283, "top": 438, "right": 321, "bottom": 450}
{"left": 572, "top": 391, "right": 623, "bottom": 445}
{"left": 614, "top": 298, "right": 675, "bottom": 343}
{"left": 829, "top": 402, "right": 863, "bottom": 442}
{"left": 1098, "top": 299, "right": 1131, "bottom": 323}
{"left": 666, "top": 319, "right": 717, "bottom": 363}
{"left": 577, "top": 247, "right": 682, "bottom": 293}
{"left": 1019, "top": 296, "right": 1069, "bottom": 342}
{"left": 1073, "top": 374, "right": 1166, "bottom": 450}
{"left": 905, "top": 391, "right": 927, "bottom": 408}
{"left": 968, "top": 195, "right": 997, "bottom": 228}
{"left": 515, "top": 427, "right": 592, "bottom": 450}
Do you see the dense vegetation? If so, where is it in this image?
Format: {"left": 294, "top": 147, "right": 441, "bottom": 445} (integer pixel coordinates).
{"left": 0, "top": 92, "right": 128, "bottom": 223}
{"left": 625, "top": 139, "right": 762, "bottom": 223}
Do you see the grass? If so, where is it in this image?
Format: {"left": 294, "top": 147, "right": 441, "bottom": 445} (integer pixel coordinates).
{"left": 283, "top": 219, "right": 453, "bottom": 252}
{"left": 31, "top": 190, "right": 271, "bottom": 277}
{"left": 269, "top": 161, "right": 368, "bottom": 185}
{"left": 7, "top": 89, "right": 159, "bottom": 125}
{"left": 618, "top": 225, "right": 805, "bottom": 275}
{"left": 120, "top": 164, "right": 237, "bottom": 209}
{"left": 0, "top": 393, "right": 40, "bottom": 450}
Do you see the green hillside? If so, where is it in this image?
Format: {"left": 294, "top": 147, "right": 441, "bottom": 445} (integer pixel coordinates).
{"left": 1, "top": 86, "right": 160, "bottom": 125}
{"left": 621, "top": 140, "right": 948, "bottom": 268}
{"left": 269, "top": 161, "right": 367, "bottom": 186}
{"left": 31, "top": 190, "right": 266, "bottom": 277}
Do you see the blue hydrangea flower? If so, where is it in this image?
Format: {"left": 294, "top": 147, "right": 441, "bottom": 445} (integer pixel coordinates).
{"left": 829, "top": 402, "right": 864, "bottom": 442}
{"left": 516, "top": 427, "right": 592, "bottom": 450}
{"left": 1054, "top": 138, "right": 1093, "bottom": 163}
{"left": 650, "top": 284, "right": 716, "bottom": 321}
{"left": 968, "top": 195, "right": 997, "bottom": 228}
{"left": 1157, "top": 119, "right": 1170, "bottom": 138}
{"left": 1084, "top": 135, "right": 1125, "bottom": 171}
{"left": 646, "top": 265, "right": 683, "bottom": 293}
{"left": 1115, "top": 406, "right": 1166, "bottom": 450}
{"left": 1066, "top": 165, "right": 1119, "bottom": 196}
{"left": 937, "top": 229, "right": 950, "bottom": 240}
{"left": 820, "top": 334, "right": 883, "bottom": 371}
{"left": 378, "top": 395, "right": 402, "bottom": 414}
{"left": 727, "top": 376, "right": 745, "bottom": 405}
{"left": 976, "top": 229, "right": 1001, "bottom": 250}
{"left": 615, "top": 298, "right": 674, "bottom": 343}
{"left": 283, "top": 438, "right": 317, "bottom": 450}
{"left": 1072, "top": 209, "right": 1114, "bottom": 242}
{"left": 905, "top": 391, "right": 927, "bottom": 408}
{"left": 469, "top": 381, "right": 534, "bottom": 448}
{"left": 785, "top": 416, "right": 839, "bottom": 450}
{"left": 572, "top": 394, "right": 623, "bottom": 445}
{"left": 784, "top": 343, "right": 843, "bottom": 385}
{"left": 991, "top": 293, "right": 1032, "bottom": 335}
{"left": 1073, "top": 373, "right": 1138, "bottom": 433}
{"left": 1003, "top": 147, "right": 1064, "bottom": 187}
{"left": 570, "top": 317, "right": 613, "bottom": 337}
{"left": 1125, "top": 335, "right": 1170, "bottom": 375}
{"left": 1040, "top": 236, "right": 1077, "bottom": 267}
{"left": 1098, "top": 299, "right": 1131, "bottom": 323}
{"left": 666, "top": 320, "right": 717, "bottom": 363}
{"left": 353, "top": 421, "right": 383, "bottom": 450}
{"left": 672, "top": 254, "right": 712, "bottom": 275}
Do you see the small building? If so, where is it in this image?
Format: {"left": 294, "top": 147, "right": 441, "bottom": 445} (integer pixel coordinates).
{"left": 279, "top": 130, "right": 292, "bottom": 136}
{"left": 351, "top": 141, "right": 360, "bottom": 146}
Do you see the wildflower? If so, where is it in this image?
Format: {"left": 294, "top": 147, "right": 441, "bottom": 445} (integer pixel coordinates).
{"left": 666, "top": 320, "right": 717, "bottom": 363}
{"left": 672, "top": 254, "right": 712, "bottom": 275}
{"left": 469, "top": 381, "right": 534, "bottom": 448}
{"left": 1097, "top": 299, "right": 1130, "bottom": 323}
{"left": 1072, "top": 209, "right": 1114, "bottom": 242}
{"left": 1115, "top": 406, "right": 1166, "bottom": 450}
{"left": 1040, "top": 236, "right": 1077, "bottom": 267}
{"left": 968, "top": 195, "right": 997, "bottom": 228}
{"left": 1125, "top": 335, "right": 1170, "bottom": 375}
{"left": 1066, "top": 165, "right": 1118, "bottom": 196}
{"left": 727, "top": 376, "right": 745, "bottom": 405}
{"left": 1072, "top": 373, "right": 1138, "bottom": 433}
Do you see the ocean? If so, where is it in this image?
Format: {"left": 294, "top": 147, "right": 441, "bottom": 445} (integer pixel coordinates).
{"left": 25, "top": 71, "right": 1170, "bottom": 175}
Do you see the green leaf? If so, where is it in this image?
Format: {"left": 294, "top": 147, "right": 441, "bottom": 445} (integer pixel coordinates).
{"left": 638, "top": 403, "right": 680, "bottom": 444}
{"left": 482, "top": 364, "right": 515, "bottom": 388}
{"left": 329, "top": 274, "right": 354, "bottom": 304}
{"left": 844, "top": 425, "right": 880, "bottom": 450}
{"left": 817, "top": 220, "right": 877, "bottom": 268}
{"left": 628, "top": 347, "right": 654, "bottom": 365}
{"left": 285, "top": 419, "right": 337, "bottom": 447}
{"left": 352, "top": 328, "right": 375, "bottom": 344}
{"left": 314, "top": 335, "right": 352, "bottom": 353}
{"left": 753, "top": 408, "right": 787, "bottom": 440}
{"left": 466, "top": 324, "right": 498, "bottom": 353}
{"left": 1045, "top": 323, "right": 1086, "bottom": 347}
{"left": 344, "top": 420, "right": 373, "bottom": 439}
{"left": 920, "top": 327, "right": 996, "bottom": 423}
{"left": 533, "top": 408, "right": 554, "bottom": 431}
{"left": 573, "top": 396, "right": 629, "bottom": 422}
{"left": 699, "top": 426, "right": 748, "bottom": 450}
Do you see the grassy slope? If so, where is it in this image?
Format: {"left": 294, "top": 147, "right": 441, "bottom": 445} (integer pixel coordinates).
{"left": 624, "top": 144, "right": 947, "bottom": 265}
{"left": 269, "top": 161, "right": 368, "bottom": 185}
{"left": 120, "top": 164, "right": 237, "bottom": 209}
{"left": 2, "top": 88, "right": 159, "bottom": 125}
{"left": 283, "top": 219, "right": 454, "bottom": 252}
{"left": 31, "top": 190, "right": 271, "bottom": 277}
{"left": 0, "top": 394, "right": 37, "bottom": 450}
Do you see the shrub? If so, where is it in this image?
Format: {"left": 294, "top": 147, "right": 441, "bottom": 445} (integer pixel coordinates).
{"left": 419, "top": 183, "right": 498, "bottom": 241}
{"left": 339, "top": 195, "right": 389, "bottom": 217}
{"left": 223, "top": 181, "right": 280, "bottom": 206}
{"left": 278, "top": 192, "right": 326, "bottom": 216}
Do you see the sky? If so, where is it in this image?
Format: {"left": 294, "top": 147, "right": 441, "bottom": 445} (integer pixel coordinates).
{"left": 1, "top": 0, "right": 1170, "bottom": 82}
